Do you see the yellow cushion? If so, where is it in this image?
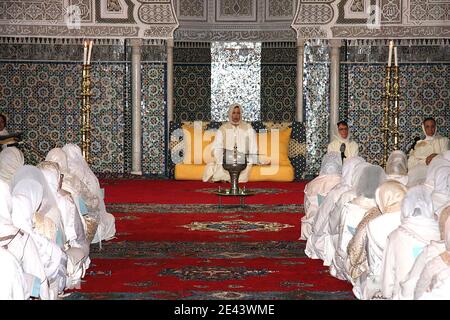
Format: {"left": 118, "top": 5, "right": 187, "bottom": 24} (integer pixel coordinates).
{"left": 175, "top": 163, "right": 294, "bottom": 181}
{"left": 249, "top": 164, "right": 294, "bottom": 182}
{"left": 175, "top": 164, "right": 207, "bottom": 180}
{"left": 182, "top": 125, "right": 215, "bottom": 165}
{"left": 257, "top": 127, "right": 292, "bottom": 165}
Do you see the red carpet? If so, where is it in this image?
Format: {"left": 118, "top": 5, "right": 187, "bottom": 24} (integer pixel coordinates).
{"left": 67, "top": 180, "right": 354, "bottom": 300}
{"left": 102, "top": 180, "right": 306, "bottom": 204}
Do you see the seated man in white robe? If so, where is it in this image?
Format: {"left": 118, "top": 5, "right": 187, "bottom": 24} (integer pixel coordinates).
{"left": 330, "top": 164, "right": 386, "bottom": 281}
{"left": 301, "top": 151, "right": 342, "bottom": 240}
{"left": 385, "top": 150, "right": 408, "bottom": 185}
{"left": 351, "top": 180, "right": 407, "bottom": 299}
{"left": 327, "top": 120, "right": 359, "bottom": 163}
{"left": 202, "top": 104, "right": 258, "bottom": 183}
{"left": 305, "top": 156, "right": 365, "bottom": 263}
{"left": 407, "top": 117, "right": 449, "bottom": 187}
{"left": 415, "top": 208, "right": 450, "bottom": 300}
{"left": 381, "top": 185, "right": 441, "bottom": 299}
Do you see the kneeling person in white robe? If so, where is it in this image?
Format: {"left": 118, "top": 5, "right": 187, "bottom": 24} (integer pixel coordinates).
{"left": 301, "top": 151, "right": 342, "bottom": 240}
{"left": 381, "top": 185, "right": 441, "bottom": 299}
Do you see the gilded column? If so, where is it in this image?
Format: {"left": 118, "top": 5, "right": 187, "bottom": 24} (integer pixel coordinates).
{"left": 296, "top": 38, "right": 305, "bottom": 122}
{"left": 130, "top": 38, "right": 142, "bottom": 175}
{"left": 329, "top": 39, "right": 342, "bottom": 137}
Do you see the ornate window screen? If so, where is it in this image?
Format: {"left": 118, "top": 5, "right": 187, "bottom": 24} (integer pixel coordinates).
{"left": 211, "top": 41, "right": 261, "bottom": 122}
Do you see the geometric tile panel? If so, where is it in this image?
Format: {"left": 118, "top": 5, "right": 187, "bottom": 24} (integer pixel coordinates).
{"left": 344, "top": 63, "right": 450, "bottom": 166}
{"left": 261, "top": 65, "right": 296, "bottom": 122}
{"left": 141, "top": 63, "right": 166, "bottom": 175}
{"left": 304, "top": 62, "right": 330, "bottom": 178}
{"left": 0, "top": 62, "right": 129, "bottom": 173}
{"left": 303, "top": 42, "right": 331, "bottom": 178}
{"left": 173, "top": 65, "right": 211, "bottom": 122}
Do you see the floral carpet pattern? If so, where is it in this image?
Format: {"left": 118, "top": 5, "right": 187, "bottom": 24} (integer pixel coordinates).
{"left": 66, "top": 181, "right": 354, "bottom": 300}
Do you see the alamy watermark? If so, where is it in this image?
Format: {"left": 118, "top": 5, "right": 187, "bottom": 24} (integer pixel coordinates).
{"left": 64, "top": 5, "right": 81, "bottom": 30}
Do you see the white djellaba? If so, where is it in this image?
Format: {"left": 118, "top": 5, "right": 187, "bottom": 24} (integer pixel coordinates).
{"left": 381, "top": 185, "right": 440, "bottom": 300}
{"left": 352, "top": 180, "right": 407, "bottom": 300}
{"left": 305, "top": 156, "right": 365, "bottom": 265}
{"left": 0, "top": 180, "right": 50, "bottom": 300}
{"left": 62, "top": 144, "right": 116, "bottom": 244}
{"left": 301, "top": 151, "right": 342, "bottom": 240}
{"left": 330, "top": 164, "right": 386, "bottom": 281}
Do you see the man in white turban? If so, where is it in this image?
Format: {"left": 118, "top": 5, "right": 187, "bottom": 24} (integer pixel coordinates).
{"left": 327, "top": 121, "right": 359, "bottom": 163}
{"left": 407, "top": 117, "right": 449, "bottom": 187}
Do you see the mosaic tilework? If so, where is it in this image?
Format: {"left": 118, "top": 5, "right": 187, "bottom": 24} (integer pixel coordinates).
{"left": 344, "top": 63, "right": 450, "bottom": 165}
{"left": 90, "top": 62, "right": 129, "bottom": 173}
{"left": 261, "top": 65, "right": 296, "bottom": 122}
{"left": 141, "top": 63, "right": 166, "bottom": 175}
{"left": 304, "top": 43, "right": 330, "bottom": 177}
{"left": 0, "top": 62, "right": 129, "bottom": 173}
{"left": 167, "top": 121, "right": 307, "bottom": 180}
{"left": 211, "top": 42, "right": 261, "bottom": 122}
{"left": 173, "top": 65, "right": 211, "bottom": 122}
{"left": 339, "top": 64, "right": 349, "bottom": 122}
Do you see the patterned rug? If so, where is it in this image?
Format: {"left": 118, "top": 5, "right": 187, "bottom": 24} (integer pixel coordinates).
{"left": 66, "top": 181, "right": 354, "bottom": 300}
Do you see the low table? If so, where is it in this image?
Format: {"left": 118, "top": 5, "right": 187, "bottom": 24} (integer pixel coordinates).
{"left": 215, "top": 189, "right": 255, "bottom": 207}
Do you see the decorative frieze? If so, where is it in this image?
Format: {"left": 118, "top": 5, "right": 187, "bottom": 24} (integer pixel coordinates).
{"left": 0, "top": 0, "right": 179, "bottom": 39}
{"left": 292, "top": 0, "right": 450, "bottom": 39}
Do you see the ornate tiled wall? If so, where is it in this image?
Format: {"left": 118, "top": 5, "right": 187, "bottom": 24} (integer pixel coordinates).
{"left": 304, "top": 42, "right": 330, "bottom": 177}
{"left": 342, "top": 63, "right": 450, "bottom": 165}
{"left": 173, "top": 45, "right": 298, "bottom": 123}
{"left": 260, "top": 65, "right": 296, "bottom": 121}
{"left": 141, "top": 62, "right": 167, "bottom": 175}
{"left": 261, "top": 46, "right": 296, "bottom": 122}
{"left": 173, "top": 46, "right": 211, "bottom": 121}
{"left": 0, "top": 61, "right": 130, "bottom": 173}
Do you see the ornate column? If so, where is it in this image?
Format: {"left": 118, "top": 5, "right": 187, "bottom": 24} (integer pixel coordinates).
{"left": 296, "top": 38, "right": 305, "bottom": 122}
{"left": 166, "top": 38, "right": 174, "bottom": 123}
{"left": 130, "top": 38, "right": 142, "bottom": 175}
{"left": 329, "top": 39, "right": 342, "bottom": 137}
